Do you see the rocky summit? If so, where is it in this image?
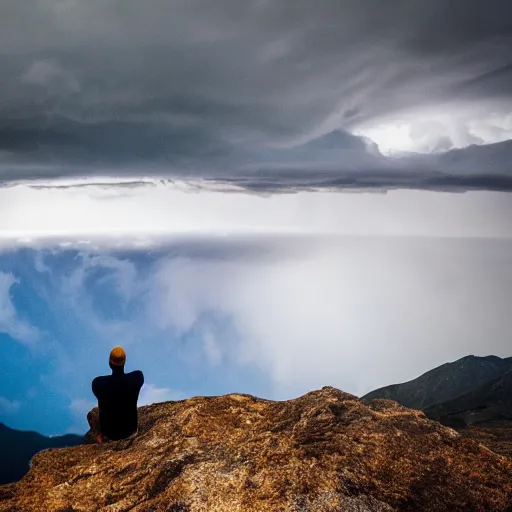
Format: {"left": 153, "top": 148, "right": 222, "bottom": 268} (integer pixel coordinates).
{"left": 0, "top": 387, "right": 511, "bottom": 512}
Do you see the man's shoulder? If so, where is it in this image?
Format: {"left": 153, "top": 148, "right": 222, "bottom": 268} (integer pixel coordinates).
{"left": 126, "top": 370, "right": 144, "bottom": 384}
{"left": 126, "top": 369, "right": 143, "bottom": 377}
{"left": 92, "top": 374, "right": 111, "bottom": 395}
{"left": 92, "top": 374, "right": 110, "bottom": 385}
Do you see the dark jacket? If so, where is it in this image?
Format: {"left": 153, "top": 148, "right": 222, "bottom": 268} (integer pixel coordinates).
{"left": 92, "top": 368, "right": 144, "bottom": 440}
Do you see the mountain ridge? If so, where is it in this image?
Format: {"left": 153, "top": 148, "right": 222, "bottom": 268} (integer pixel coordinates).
{"left": 424, "top": 366, "right": 512, "bottom": 427}
{"left": 362, "top": 355, "right": 512, "bottom": 410}
{"left": 0, "top": 422, "right": 83, "bottom": 485}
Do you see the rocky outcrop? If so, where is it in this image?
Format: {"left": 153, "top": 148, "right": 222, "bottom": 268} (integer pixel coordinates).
{"left": 459, "top": 421, "right": 512, "bottom": 460}
{"left": 1, "top": 387, "right": 511, "bottom": 511}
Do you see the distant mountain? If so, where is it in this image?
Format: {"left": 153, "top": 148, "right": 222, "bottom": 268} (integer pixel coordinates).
{"left": 361, "top": 355, "right": 512, "bottom": 410}
{"left": 424, "top": 367, "right": 512, "bottom": 428}
{"left": 0, "top": 423, "right": 83, "bottom": 484}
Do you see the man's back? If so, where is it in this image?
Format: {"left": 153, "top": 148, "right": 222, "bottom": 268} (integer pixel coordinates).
{"left": 92, "top": 370, "right": 144, "bottom": 440}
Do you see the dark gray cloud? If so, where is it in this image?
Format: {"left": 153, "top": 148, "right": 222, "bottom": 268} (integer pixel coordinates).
{"left": 0, "top": 0, "right": 511, "bottom": 190}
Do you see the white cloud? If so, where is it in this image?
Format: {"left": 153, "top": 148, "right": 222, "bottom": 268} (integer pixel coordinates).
{"left": 61, "top": 252, "right": 138, "bottom": 303}
{"left": 202, "top": 330, "right": 223, "bottom": 367}
{"left": 67, "top": 398, "right": 96, "bottom": 435}
{"left": 146, "top": 237, "right": 512, "bottom": 398}
{"left": 0, "top": 181, "right": 511, "bottom": 245}
{"left": 69, "top": 398, "right": 96, "bottom": 416}
{"left": 0, "top": 272, "right": 38, "bottom": 343}
{"left": 22, "top": 59, "right": 80, "bottom": 96}
{"left": 138, "top": 383, "right": 187, "bottom": 406}
{"left": 0, "top": 395, "right": 21, "bottom": 414}
{"left": 355, "top": 102, "right": 512, "bottom": 155}
{"left": 54, "top": 252, "right": 142, "bottom": 346}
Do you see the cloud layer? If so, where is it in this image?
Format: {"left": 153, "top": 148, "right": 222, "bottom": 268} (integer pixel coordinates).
{"left": 2, "top": 182, "right": 512, "bottom": 242}
{"left": 0, "top": 1, "right": 511, "bottom": 190}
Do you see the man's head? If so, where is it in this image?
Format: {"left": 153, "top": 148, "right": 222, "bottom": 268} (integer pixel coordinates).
{"left": 109, "top": 346, "right": 126, "bottom": 369}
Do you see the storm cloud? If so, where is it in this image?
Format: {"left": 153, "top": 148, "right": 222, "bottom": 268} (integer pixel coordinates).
{"left": 1, "top": 0, "right": 512, "bottom": 191}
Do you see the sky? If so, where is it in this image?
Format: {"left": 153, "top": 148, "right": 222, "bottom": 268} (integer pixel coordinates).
{"left": 0, "top": 1, "right": 511, "bottom": 436}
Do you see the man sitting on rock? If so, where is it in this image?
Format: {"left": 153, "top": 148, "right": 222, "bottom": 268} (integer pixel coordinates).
{"left": 86, "top": 346, "right": 144, "bottom": 444}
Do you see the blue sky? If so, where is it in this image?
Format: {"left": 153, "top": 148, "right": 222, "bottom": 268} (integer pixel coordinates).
{"left": 0, "top": 247, "right": 273, "bottom": 435}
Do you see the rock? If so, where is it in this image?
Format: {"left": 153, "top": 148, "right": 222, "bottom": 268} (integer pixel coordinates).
{"left": 1, "top": 386, "right": 511, "bottom": 511}
{"left": 458, "top": 420, "right": 512, "bottom": 460}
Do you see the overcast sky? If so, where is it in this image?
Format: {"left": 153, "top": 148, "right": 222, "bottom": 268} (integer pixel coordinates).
{"left": 1, "top": 0, "right": 512, "bottom": 190}
{"left": 0, "top": 1, "right": 511, "bottom": 435}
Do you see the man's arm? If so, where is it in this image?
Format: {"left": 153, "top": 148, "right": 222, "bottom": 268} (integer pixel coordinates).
{"left": 129, "top": 370, "right": 144, "bottom": 394}
{"left": 136, "top": 370, "right": 144, "bottom": 390}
